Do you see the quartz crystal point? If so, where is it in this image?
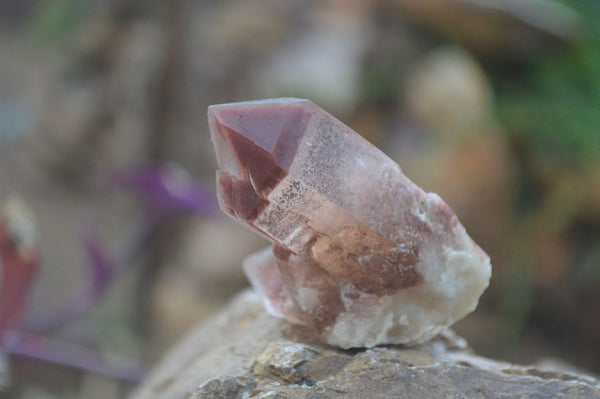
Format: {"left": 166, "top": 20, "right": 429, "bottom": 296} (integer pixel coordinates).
{"left": 208, "top": 98, "right": 491, "bottom": 348}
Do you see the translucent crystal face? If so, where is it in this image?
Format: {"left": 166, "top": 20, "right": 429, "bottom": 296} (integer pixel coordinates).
{"left": 208, "top": 98, "right": 491, "bottom": 348}
{"left": 209, "top": 99, "right": 311, "bottom": 221}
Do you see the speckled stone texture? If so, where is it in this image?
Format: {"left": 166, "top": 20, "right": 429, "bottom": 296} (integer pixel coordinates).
{"left": 130, "top": 290, "right": 600, "bottom": 399}
{"left": 208, "top": 98, "right": 491, "bottom": 348}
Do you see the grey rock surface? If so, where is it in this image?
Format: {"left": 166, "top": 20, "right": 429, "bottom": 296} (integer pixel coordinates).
{"left": 130, "top": 290, "right": 600, "bottom": 399}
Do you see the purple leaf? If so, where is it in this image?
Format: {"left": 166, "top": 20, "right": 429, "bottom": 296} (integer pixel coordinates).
{"left": 109, "top": 164, "right": 217, "bottom": 217}
{"left": 2, "top": 329, "right": 145, "bottom": 382}
{"left": 26, "top": 224, "right": 116, "bottom": 332}
{"left": 80, "top": 224, "right": 114, "bottom": 298}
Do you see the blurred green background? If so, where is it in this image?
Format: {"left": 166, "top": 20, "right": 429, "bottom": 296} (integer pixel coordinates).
{"left": 0, "top": 0, "right": 599, "bottom": 397}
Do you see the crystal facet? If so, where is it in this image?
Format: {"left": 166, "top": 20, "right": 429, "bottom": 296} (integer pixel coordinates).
{"left": 208, "top": 98, "right": 491, "bottom": 348}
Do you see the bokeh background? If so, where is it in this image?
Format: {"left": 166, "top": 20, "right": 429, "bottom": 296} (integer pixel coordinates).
{"left": 0, "top": 0, "right": 599, "bottom": 397}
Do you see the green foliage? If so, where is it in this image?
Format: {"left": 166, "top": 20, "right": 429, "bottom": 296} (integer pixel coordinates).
{"left": 497, "top": 259, "right": 535, "bottom": 342}
{"left": 29, "top": 0, "right": 84, "bottom": 45}
{"left": 359, "top": 65, "right": 402, "bottom": 105}
{"left": 497, "top": 2, "right": 600, "bottom": 163}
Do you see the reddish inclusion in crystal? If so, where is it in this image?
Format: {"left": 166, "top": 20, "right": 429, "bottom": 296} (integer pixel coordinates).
{"left": 209, "top": 99, "right": 492, "bottom": 347}
{"left": 209, "top": 102, "right": 309, "bottom": 221}
{"left": 209, "top": 99, "right": 425, "bottom": 332}
{"left": 209, "top": 99, "right": 425, "bottom": 298}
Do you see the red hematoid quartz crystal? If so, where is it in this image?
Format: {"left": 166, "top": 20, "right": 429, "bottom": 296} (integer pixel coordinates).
{"left": 208, "top": 98, "right": 491, "bottom": 348}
